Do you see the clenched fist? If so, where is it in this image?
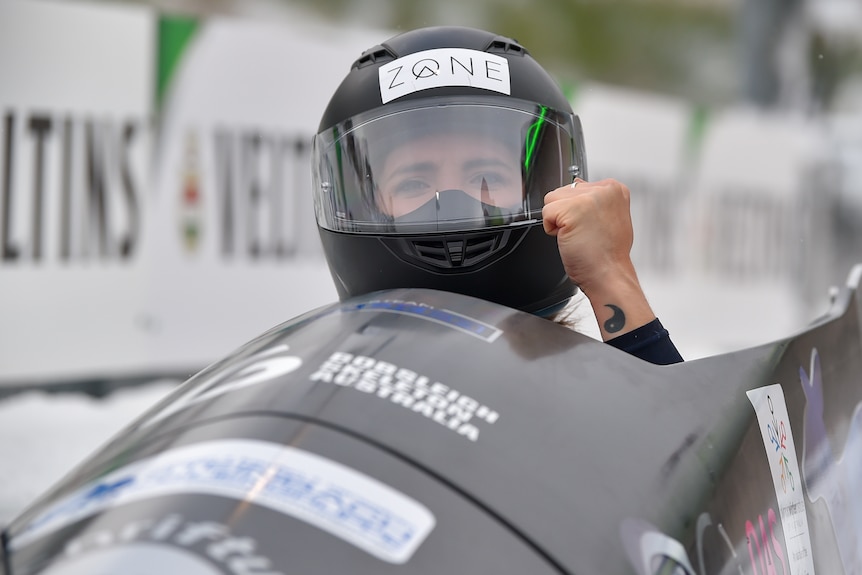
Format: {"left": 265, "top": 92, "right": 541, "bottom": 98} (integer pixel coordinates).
{"left": 543, "top": 178, "right": 655, "bottom": 340}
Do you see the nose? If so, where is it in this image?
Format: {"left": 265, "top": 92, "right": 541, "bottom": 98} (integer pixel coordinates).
{"left": 433, "top": 189, "right": 487, "bottom": 221}
{"left": 438, "top": 177, "right": 492, "bottom": 205}
{"left": 434, "top": 163, "right": 468, "bottom": 196}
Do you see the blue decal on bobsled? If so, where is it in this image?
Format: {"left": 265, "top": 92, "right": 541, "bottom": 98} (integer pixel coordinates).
{"left": 343, "top": 299, "right": 503, "bottom": 342}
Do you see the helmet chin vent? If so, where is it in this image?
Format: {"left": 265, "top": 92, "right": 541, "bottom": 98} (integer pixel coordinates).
{"left": 399, "top": 230, "right": 515, "bottom": 270}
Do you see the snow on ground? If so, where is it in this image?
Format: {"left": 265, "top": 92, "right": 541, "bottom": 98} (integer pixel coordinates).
{"left": 0, "top": 381, "right": 178, "bottom": 526}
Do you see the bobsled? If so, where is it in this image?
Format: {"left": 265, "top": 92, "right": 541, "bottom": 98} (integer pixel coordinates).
{"left": 3, "top": 265, "right": 862, "bottom": 575}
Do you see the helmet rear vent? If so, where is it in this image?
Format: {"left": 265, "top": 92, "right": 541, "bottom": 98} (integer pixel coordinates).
{"left": 354, "top": 46, "right": 395, "bottom": 69}
{"left": 487, "top": 39, "right": 526, "bottom": 55}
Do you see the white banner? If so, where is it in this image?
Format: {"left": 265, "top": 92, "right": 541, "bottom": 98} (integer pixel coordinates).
{"left": 0, "top": 1, "right": 386, "bottom": 385}
{"left": 0, "top": 0, "right": 156, "bottom": 383}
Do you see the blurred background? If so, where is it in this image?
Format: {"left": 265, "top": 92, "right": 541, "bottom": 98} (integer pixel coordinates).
{"left": 1, "top": 0, "right": 861, "bottom": 525}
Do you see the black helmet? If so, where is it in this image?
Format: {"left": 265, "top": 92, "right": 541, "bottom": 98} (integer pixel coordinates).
{"left": 312, "top": 25, "right": 587, "bottom": 314}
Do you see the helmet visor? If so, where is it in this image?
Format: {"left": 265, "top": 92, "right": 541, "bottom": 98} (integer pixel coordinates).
{"left": 313, "top": 97, "right": 584, "bottom": 233}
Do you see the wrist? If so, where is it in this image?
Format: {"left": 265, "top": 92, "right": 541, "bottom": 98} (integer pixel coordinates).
{"left": 577, "top": 262, "right": 656, "bottom": 341}
{"left": 574, "top": 259, "right": 639, "bottom": 299}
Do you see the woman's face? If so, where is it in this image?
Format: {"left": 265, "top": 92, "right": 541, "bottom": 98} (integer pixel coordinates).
{"left": 376, "top": 133, "right": 523, "bottom": 218}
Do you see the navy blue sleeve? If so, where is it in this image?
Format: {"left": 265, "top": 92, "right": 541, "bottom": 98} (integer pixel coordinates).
{"left": 605, "top": 317, "right": 684, "bottom": 365}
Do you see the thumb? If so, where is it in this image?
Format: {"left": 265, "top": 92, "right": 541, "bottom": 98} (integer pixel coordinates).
{"left": 542, "top": 203, "right": 560, "bottom": 236}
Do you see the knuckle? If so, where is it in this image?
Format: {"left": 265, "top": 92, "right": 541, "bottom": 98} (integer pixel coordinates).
{"left": 619, "top": 183, "right": 631, "bottom": 202}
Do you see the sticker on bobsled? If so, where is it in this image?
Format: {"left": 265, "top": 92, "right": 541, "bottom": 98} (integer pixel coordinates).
{"left": 311, "top": 351, "right": 500, "bottom": 442}
{"left": 746, "top": 384, "right": 815, "bottom": 575}
{"left": 141, "top": 344, "right": 302, "bottom": 427}
{"left": 378, "top": 48, "right": 511, "bottom": 104}
{"left": 799, "top": 348, "right": 862, "bottom": 574}
{"left": 343, "top": 299, "right": 503, "bottom": 342}
{"left": 39, "top": 544, "right": 224, "bottom": 575}
{"left": 12, "top": 439, "right": 435, "bottom": 564}
{"left": 45, "top": 514, "right": 280, "bottom": 575}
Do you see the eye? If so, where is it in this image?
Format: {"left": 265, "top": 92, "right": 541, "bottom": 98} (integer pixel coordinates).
{"left": 468, "top": 171, "right": 516, "bottom": 193}
{"left": 391, "top": 178, "right": 431, "bottom": 198}
{"left": 470, "top": 172, "right": 505, "bottom": 188}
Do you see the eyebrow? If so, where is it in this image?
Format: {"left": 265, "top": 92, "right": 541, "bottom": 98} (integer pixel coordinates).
{"left": 462, "top": 157, "right": 513, "bottom": 172}
{"left": 386, "top": 161, "right": 436, "bottom": 180}
{"left": 384, "top": 157, "right": 514, "bottom": 183}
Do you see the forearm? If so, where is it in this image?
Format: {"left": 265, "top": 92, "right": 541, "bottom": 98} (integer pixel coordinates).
{"left": 578, "top": 260, "right": 656, "bottom": 342}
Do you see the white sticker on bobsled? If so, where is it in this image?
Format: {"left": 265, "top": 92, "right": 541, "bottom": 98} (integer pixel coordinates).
{"left": 378, "top": 48, "right": 511, "bottom": 104}
{"left": 12, "top": 439, "right": 436, "bottom": 564}
{"left": 746, "top": 384, "right": 815, "bottom": 575}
